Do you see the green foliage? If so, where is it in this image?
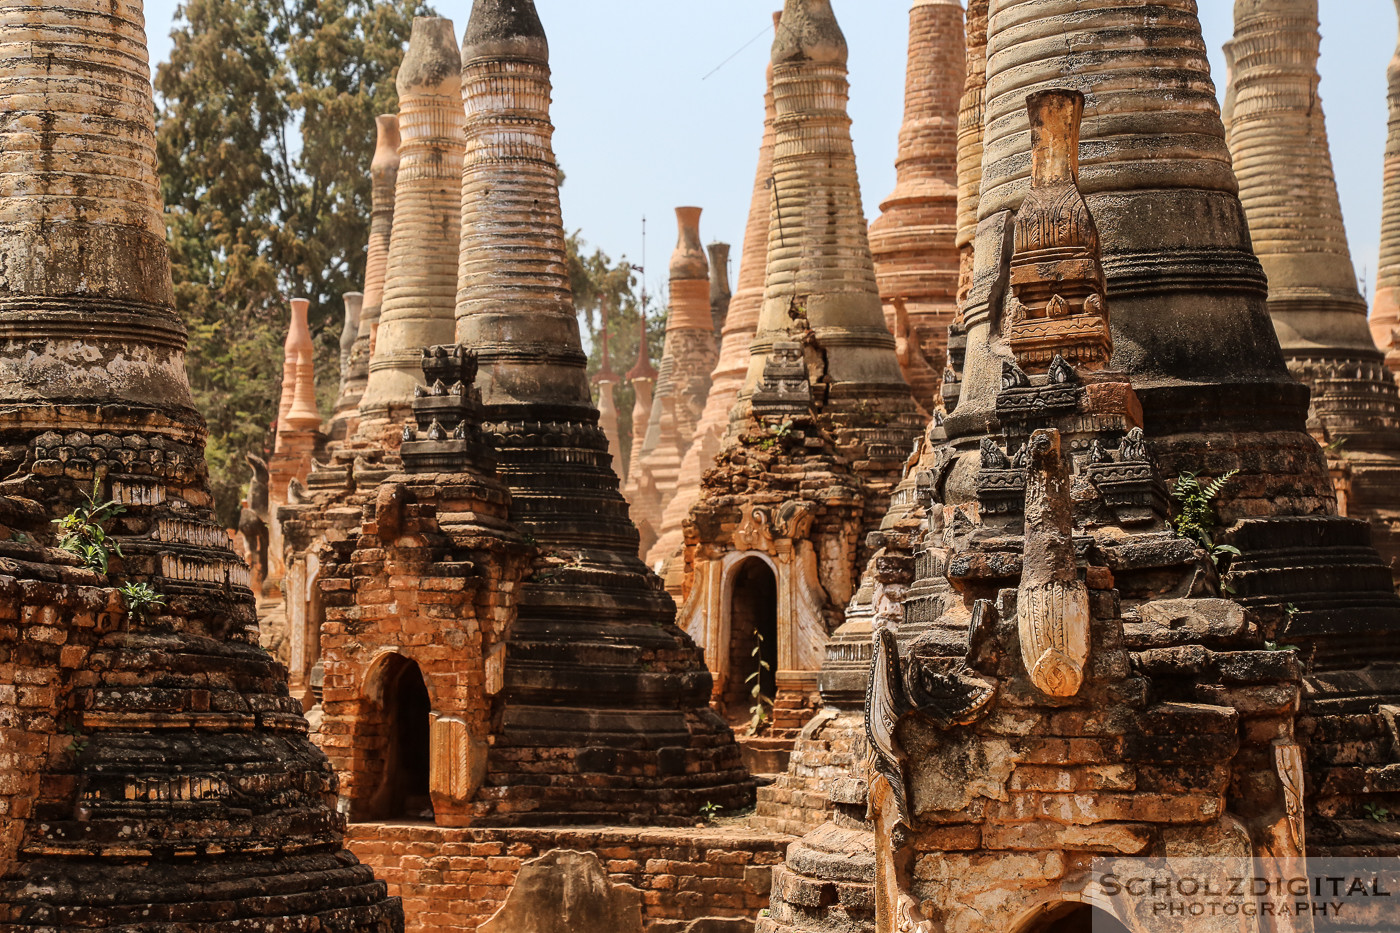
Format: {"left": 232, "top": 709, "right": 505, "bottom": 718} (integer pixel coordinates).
{"left": 746, "top": 628, "right": 773, "bottom": 736}
{"left": 53, "top": 479, "right": 126, "bottom": 574}
{"left": 154, "top": 0, "right": 429, "bottom": 525}
{"left": 1170, "top": 469, "right": 1239, "bottom": 550}
{"left": 569, "top": 230, "right": 667, "bottom": 479}
{"left": 698, "top": 800, "right": 722, "bottom": 823}
{"left": 119, "top": 582, "right": 168, "bottom": 624}
{"left": 1364, "top": 802, "right": 1391, "bottom": 823}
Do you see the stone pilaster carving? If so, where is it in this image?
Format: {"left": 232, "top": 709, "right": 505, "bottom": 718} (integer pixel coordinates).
{"left": 868, "top": 0, "right": 964, "bottom": 413}
{"left": 357, "top": 18, "right": 463, "bottom": 437}
{"left": 1227, "top": 0, "right": 1400, "bottom": 575}
{"left": 453, "top": 0, "right": 750, "bottom": 822}
{"left": 0, "top": 1, "right": 401, "bottom": 925}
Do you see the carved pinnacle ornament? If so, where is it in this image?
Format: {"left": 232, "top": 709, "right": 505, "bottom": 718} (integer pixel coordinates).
{"left": 1006, "top": 90, "right": 1111, "bottom": 374}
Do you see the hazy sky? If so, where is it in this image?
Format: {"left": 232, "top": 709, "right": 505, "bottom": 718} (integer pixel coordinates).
{"left": 142, "top": 1, "right": 1396, "bottom": 307}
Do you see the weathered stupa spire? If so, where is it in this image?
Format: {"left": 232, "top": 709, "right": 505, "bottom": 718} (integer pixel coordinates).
{"left": 0, "top": 0, "right": 401, "bottom": 925}
{"left": 454, "top": 0, "right": 749, "bottom": 821}
{"left": 1227, "top": 0, "right": 1400, "bottom": 573}
{"left": 331, "top": 115, "right": 401, "bottom": 441}
{"left": 868, "top": 0, "right": 964, "bottom": 413}
{"left": 624, "top": 315, "right": 657, "bottom": 492}
{"left": 357, "top": 18, "right": 463, "bottom": 438}
{"left": 642, "top": 207, "right": 718, "bottom": 568}
{"left": 1373, "top": 0, "right": 1400, "bottom": 365}
{"left": 955, "top": 0, "right": 988, "bottom": 299}
{"left": 738, "top": 0, "right": 921, "bottom": 469}
{"left": 652, "top": 11, "right": 781, "bottom": 591}
{"left": 709, "top": 241, "right": 732, "bottom": 346}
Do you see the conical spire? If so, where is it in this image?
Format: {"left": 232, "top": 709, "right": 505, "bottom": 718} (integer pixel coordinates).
{"left": 868, "top": 0, "right": 964, "bottom": 414}
{"left": 625, "top": 314, "right": 658, "bottom": 491}
{"left": 956, "top": 0, "right": 989, "bottom": 300}
{"left": 653, "top": 12, "right": 781, "bottom": 590}
{"left": 959, "top": 0, "right": 1333, "bottom": 518}
{"left": 1227, "top": 0, "right": 1400, "bottom": 572}
{"left": 330, "top": 114, "right": 399, "bottom": 439}
{"left": 739, "top": 0, "right": 922, "bottom": 495}
{"left": 339, "top": 291, "right": 363, "bottom": 387}
{"left": 451, "top": 0, "right": 749, "bottom": 822}
{"left": 592, "top": 320, "right": 623, "bottom": 476}
{"left": 357, "top": 17, "right": 463, "bottom": 436}
{"left": 1373, "top": 0, "right": 1400, "bottom": 366}
{"left": 708, "top": 241, "right": 732, "bottom": 343}
{"left": 0, "top": 1, "right": 400, "bottom": 925}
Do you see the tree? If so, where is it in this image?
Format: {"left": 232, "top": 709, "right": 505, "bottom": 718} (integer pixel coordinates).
{"left": 154, "top": 0, "right": 429, "bottom": 525}
{"left": 567, "top": 232, "right": 667, "bottom": 479}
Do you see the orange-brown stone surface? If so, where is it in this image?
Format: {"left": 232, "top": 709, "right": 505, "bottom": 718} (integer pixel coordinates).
{"left": 0, "top": 1, "right": 401, "bottom": 927}
{"left": 868, "top": 0, "right": 964, "bottom": 415}
{"left": 1373, "top": 0, "right": 1400, "bottom": 364}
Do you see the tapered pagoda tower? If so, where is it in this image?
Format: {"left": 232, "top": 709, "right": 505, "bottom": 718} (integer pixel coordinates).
{"left": 1227, "top": 0, "right": 1400, "bottom": 574}
{"left": 0, "top": 1, "right": 401, "bottom": 926}
{"left": 1373, "top": 0, "right": 1400, "bottom": 367}
{"left": 868, "top": 0, "right": 964, "bottom": 414}
{"left": 453, "top": 0, "right": 750, "bottom": 821}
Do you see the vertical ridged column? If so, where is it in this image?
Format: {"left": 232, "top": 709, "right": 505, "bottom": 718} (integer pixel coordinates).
{"left": 653, "top": 13, "right": 781, "bottom": 589}
{"left": 709, "top": 241, "right": 732, "bottom": 348}
{"left": 357, "top": 18, "right": 462, "bottom": 435}
{"left": 868, "top": 0, "right": 964, "bottom": 414}
{"left": 1374, "top": 0, "right": 1400, "bottom": 360}
{"left": 644, "top": 208, "right": 718, "bottom": 567}
{"left": 332, "top": 115, "right": 401, "bottom": 440}
{"left": 956, "top": 0, "right": 988, "bottom": 301}
{"left": 1227, "top": 0, "right": 1400, "bottom": 572}
{"left": 956, "top": 0, "right": 1332, "bottom": 516}
{"left": 739, "top": 0, "right": 922, "bottom": 489}
{"left": 453, "top": 0, "right": 749, "bottom": 821}
{"left": 0, "top": 1, "right": 402, "bottom": 926}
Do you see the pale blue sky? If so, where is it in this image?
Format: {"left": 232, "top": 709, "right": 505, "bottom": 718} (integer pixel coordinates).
{"left": 142, "top": 1, "right": 1395, "bottom": 306}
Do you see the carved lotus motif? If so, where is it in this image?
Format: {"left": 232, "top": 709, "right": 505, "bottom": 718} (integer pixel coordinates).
{"left": 1017, "top": 579, "right": 1090, "bottom": 697}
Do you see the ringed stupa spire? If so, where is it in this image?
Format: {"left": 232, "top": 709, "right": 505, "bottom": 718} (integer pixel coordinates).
{"left": 453, "top": 0, "right": 750, "bottom": 821}
{"left": 0, "top": 0, "right": 401, "bottom": 926}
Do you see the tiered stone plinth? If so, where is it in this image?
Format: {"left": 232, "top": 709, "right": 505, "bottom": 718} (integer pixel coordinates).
{"left": 868, "top": 0, "right": 964, "bottom": 414}
{"left": 0, "top": 1, "right": 401, "bottom": 927}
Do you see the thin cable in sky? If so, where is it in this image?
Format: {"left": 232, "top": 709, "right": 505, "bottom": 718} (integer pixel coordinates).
{"left": 701, "top": 21, "right": 773, "bottom": 81}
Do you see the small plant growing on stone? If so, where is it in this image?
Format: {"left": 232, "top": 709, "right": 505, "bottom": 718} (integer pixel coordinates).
{"left": 1171, "top": 470, "right": 1242, "bottom": 589}
{"left": 1263, "top": 640, "right": 1300, "bottom": 653}
{"left": 698, "top": 800, "right": 722, "bottom": 823}
{"left": 747, "top": 629, "right": 773, "bottom": 735}
{"left": 53, "top": 477, "right": 125, "bottom": 574}
{"left": 1364, "top": 802, "right": 1391, "bottom": 823}
{"left": 119, "top": 581, "right": 166, "bottom": 624}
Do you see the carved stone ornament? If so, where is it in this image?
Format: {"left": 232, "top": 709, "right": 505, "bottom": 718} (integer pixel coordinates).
{"left": 1006, "top": 90, "right": 1111, "bottom": 373}
{"left": 1016, "top": 429, "right": 1090, "bottom": 696}
{"left": 1274, "top": 738, "right": 1306, "bottom": 856}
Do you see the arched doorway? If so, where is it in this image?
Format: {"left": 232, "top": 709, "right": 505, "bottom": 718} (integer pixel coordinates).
{"left": 723, "top": 557, "right": 778, "bottom": 726}
{"left": 1020, "top": 903, "right": 1130, "bottom": 933}
{"left": 364, "top": 655, "right": 432, "bottom": 821}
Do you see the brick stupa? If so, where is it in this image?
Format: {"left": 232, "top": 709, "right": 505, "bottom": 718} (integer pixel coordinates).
{"left": 867, "top": 0, "right": 964, "bottom": 415}
{"left": 648, "top": 12, "right": 781, "bottom": 595}
{"left": 0, "top": 0, "right": 402, "bottom": 926}
{"left": 451, "top": 0, "right": 751, "bottom": 821}
{"left": 1373, "top": 0, "right": 1400, "bottom": 372}
{"left": 1227, "top": 0, "right": 1400, "bottom": 577}
{"left": 681, "top": 0, "right": 923, "bottom": 760}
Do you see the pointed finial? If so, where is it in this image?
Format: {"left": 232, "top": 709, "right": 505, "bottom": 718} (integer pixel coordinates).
{"left": 773, "top": 0, "right": 847, "bottom": 66}
{"left": 593, "top": 315, "right": 618, "bottom": 385}
{"left": 627, "top": 314, "right": 658, "bottom": 383}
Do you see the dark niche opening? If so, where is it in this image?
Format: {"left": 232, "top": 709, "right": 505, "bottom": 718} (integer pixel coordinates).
{"left": 364, "top": 654, "right": 433, "bottom": 821}
{"left": 1021, "top": 903, "right": 1131, "bottom": 933}
{"left": 722, "top": 556, "right": 778, "bottom": 725}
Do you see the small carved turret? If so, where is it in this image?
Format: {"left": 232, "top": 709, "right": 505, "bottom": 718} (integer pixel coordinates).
{"left": 1006, "top": 90, "right": 1111, "bottom": 373}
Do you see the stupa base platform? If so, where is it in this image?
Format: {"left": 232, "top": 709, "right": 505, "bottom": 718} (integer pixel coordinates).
{"left": 345, "top": 821, "right": 795, "bottom": 932}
